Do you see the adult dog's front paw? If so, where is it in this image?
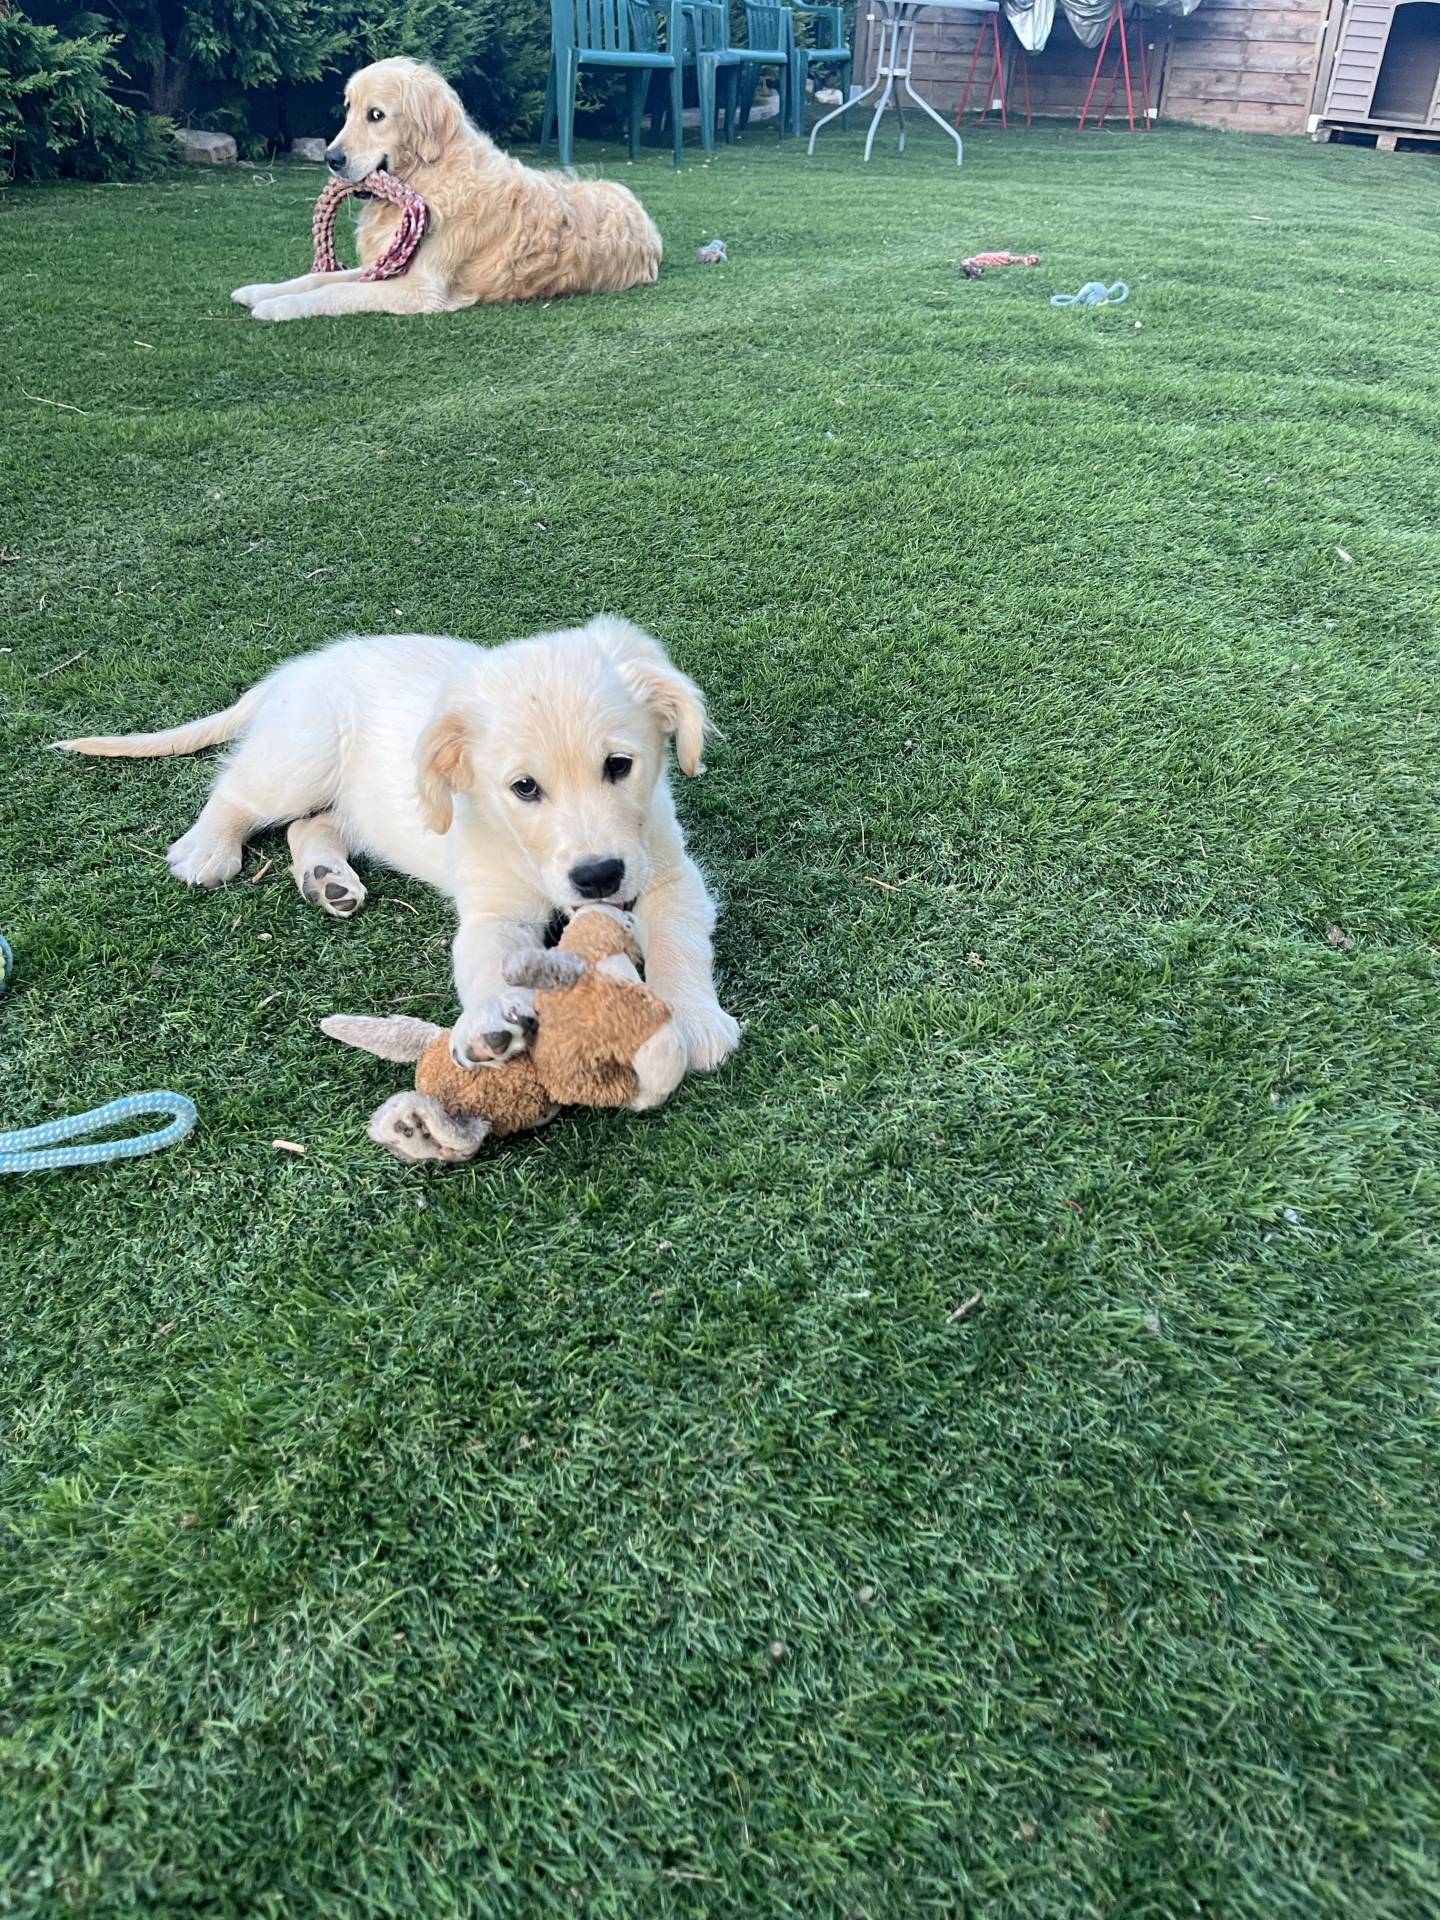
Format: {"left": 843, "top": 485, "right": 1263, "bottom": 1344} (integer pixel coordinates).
{"left": 231, "top": 283, "right": 276, "bottom": 308}
{"left": 673, "top": 1002, "right": 741, "bottom": 1074}
{"left": 250, "top": 295, "right": 307, "bottom": 323}
{"left": 448, "top": 991, "right": 538, "bottom": 1071}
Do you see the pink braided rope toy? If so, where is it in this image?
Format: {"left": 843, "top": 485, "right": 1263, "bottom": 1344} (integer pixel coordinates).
{"left": 311, "top": 170, "right": 430, "bottom": 281}
{"left": 961, "top": 251, "right": 1041, "bottom": 279}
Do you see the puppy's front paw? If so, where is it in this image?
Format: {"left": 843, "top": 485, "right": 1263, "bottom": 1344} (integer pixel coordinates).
{"left": 629, "top": 1021, "right": 688, "bottom": 1112}
{"left": 674, "top": 1003, "right": 740, "bottom": 1074}
{"left": 448, "top": 991, "right": 538, "bottom": 1070}
{"left": 231, "top": 283, "right": 276, "bottom": 308}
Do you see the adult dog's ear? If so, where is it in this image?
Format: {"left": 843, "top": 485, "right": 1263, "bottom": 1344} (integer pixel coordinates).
{"left": 592, "top": 616, "right": 710, "bottom": 776}
{"left": 416, "top": 705, "right": 475, "bottom": 835}
{"left": 397, "top": 64, "right": 464, "bottom": 168}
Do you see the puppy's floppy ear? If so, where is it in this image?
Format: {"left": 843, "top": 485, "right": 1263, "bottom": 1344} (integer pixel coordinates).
{"left": 416, "top": 705, "right": 475, "bottom": 835}
{"left": 396, "top": 63, "right": 464, "bottom": 167}
{"left": 591, "top": 616, "right": 710, "bottom": 777}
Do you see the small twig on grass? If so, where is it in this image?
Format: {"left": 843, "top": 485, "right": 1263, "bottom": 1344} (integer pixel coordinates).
{"left": 862, "top": 874, "right": 903, "bottom": 893}
{"left": 248, "top": 858, "right": 274, "bottom": 886}
{"left": 946, "top": 1291, "right": 982, "bottom": 1324}
{"left": 37, "top": 650, "right": 88, "bottom": 680}
{"left": 383, "top": 896, "right": 419, "bottom": 916}
{"left": 272, "top": 1139, "right": 306, "bottom": 1155}
{"left": 1182, "top": 1508, "right": 1220, "bottom": 1560}
{"left": 387, "top": 990, "right": 448, "bottom": 1005}
{"left": 22, "top": 390, "right": 91, "bottom": 416}
{"left": 257, "top": 991, "right": 282, "bottom": 1010}
{"left": 125, "top": 840, "right": 167, "bottom": 862}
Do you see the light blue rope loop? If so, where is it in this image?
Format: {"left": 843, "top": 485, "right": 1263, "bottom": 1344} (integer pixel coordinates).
{"left": 0, "top": 1092, "right": 197, "bottom": 1173}
{"left": 1051, "top": 280, "right": 1129, "bottom": 307}
{"left": 0, "top": 934, "right": 197, "bottom": 1172}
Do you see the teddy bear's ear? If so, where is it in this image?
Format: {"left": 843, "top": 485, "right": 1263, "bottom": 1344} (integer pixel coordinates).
{"left": 322, "top": 1013, "right": 442, "bottom": 1061}
{"left": 503, "top": 949, "right": 586, "bottom": 992}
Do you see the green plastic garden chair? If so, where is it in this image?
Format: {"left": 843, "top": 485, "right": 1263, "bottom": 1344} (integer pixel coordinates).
{"left": 730, "top": 1, "right": 800, "bottom": 138}
{"left": 646, "top": 4, "right": 742, "bottom": 151}
{"left": 652, "top": 2, "right": 792, "bottom": 148}
{"left": 541, "top": 0, "right": 686, "bottom": 167}
{"left": 787, "top": 2, "right": 852, "bottom": 136}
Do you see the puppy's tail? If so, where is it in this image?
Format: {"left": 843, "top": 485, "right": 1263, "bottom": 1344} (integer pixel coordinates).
{"left": 52, "top": 684, "right": 262, "bottom": 758}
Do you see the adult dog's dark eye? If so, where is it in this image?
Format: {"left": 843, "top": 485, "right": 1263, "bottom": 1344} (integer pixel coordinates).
{"left": 511, "top": 776, "right": 542, "bottom": 802}
{"left": 367, "top": 107, "right": 385, "bottom": 124}
{"left": 603, "top": 755, "right": 633, "bottom": 783}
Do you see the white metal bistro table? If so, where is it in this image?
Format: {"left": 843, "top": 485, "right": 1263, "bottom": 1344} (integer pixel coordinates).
{"left": 808, "top": 0, "right": 1000, "bottom": 164}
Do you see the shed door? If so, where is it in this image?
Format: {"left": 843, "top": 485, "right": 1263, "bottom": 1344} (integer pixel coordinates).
{"left": 1324, "top": 0, "right": 1392, "bottom": 118}
{"left": 1369, "top": 1, "right": 1440, "bottom": 125}
{"left": 1325, "top": 0, "right": 1440, "bottom": 125}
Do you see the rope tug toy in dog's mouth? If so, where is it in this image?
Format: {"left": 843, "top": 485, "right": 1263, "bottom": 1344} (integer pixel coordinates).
{"left": 311, "top": 171, "right": 430, "bottom": 281}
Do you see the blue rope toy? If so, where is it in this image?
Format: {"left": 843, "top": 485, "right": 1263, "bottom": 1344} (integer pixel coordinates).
{"left": 1051, "top": 281, "right": 1129, "bottom": 307}
{"left": 0, "top": 934, "right": 197, "bottom": 1173}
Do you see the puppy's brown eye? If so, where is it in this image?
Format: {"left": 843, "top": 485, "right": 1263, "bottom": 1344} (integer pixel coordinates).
{"left": 366, "top": 107, "right": 385, "bottom": 123}
{"left": 511, "top": 776, "right": 542, "bottom": 802}
{"left": 603, "top": 755, "right": 632, "bottom": 783}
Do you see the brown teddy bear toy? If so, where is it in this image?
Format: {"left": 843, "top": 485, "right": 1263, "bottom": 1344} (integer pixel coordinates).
{"left": 321, "top": 905, "right": 685, "bottom": 1164}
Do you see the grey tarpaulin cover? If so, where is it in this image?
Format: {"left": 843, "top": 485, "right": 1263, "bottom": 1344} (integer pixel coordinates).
{"left": 1003, "top": 0, "right": 1055, "bottom": 53}
{"left": 1003, "top": 0, "right": 1203, "bottom": 51}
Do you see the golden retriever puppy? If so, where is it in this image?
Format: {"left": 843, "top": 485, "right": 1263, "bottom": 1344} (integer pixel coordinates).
{"left": 57, "top": 617, "right": 739, "bottom": 1076}
{"left": 232, "top": 57, "right": 662, "bottom": 322}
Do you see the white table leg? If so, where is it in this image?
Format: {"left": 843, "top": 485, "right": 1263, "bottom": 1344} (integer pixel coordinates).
{"left": 863, "top": 62, "right": 899, "bottom": 159}
{"left": 809, "top": 0, "right": 964, "bottom": 164}
{"left": 808, "top": 8, "right": 890, "bottom": 153}
{"left": 902, "top": 70, "right": 964, "bottom": 162}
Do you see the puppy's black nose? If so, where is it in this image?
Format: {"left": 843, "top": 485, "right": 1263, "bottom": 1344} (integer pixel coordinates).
{"left": 569, "top": 857, "right": 625, "bottom": 900}
{"left": 325, "top": 146, "right": 346, "bottom": 172}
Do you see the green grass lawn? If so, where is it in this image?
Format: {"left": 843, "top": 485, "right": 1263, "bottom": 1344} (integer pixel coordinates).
{"left": 3, "top": 119, "right": 1439, "bottom": 1916}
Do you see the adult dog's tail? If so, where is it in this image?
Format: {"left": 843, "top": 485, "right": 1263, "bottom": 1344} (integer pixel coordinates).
{"left": 53, "top": 685, "right": 262, "bottom": 758}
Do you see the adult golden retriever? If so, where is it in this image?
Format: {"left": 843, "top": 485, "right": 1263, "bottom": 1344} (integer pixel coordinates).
{"left": 58, "top": 617, "right": 739, "bottom": 1077}
{"left": 232, "top": 58, "right": 662, "bottom": 322}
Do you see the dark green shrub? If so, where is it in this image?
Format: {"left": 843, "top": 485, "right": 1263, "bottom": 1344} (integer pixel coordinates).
{"left": 0, "top": 8, "right": 169, "bottom": 180}
{"left": 59, "top": 0, "right": 553, "bottom": 148}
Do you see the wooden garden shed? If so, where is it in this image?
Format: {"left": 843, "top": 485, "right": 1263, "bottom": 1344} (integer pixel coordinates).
{"left": 850, "top": 0, "right": 1440, "bottom": 139}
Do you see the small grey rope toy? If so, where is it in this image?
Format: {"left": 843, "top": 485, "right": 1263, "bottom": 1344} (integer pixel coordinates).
{"left": 695, "top": 238, "right": 727, "bottom": 264}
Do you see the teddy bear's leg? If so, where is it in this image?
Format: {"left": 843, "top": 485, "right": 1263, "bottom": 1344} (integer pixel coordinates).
{"left": 628, "top": 1020, "right": 689, "bottom": 1113}
{"left": 367, "top": 1091, "right": 492, "bottom": 1164}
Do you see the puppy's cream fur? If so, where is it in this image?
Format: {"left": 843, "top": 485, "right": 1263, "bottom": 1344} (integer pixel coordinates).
{"left": 232, "top": 57, "right": 662, "bottom": 322}
{"left": 58, "top": 618, "right": 738, "bottom": 1076}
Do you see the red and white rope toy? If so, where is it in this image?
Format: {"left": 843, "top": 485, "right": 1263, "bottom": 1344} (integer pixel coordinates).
{"left": 961, "top": 251, "right": 1041, "bottom": 279}
{"left": 311, "top": 170, "right": 430, "bottom": 281}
